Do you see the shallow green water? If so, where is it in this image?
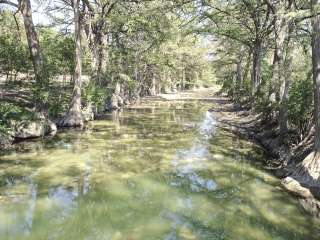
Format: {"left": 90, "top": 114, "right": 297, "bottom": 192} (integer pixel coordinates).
{"left": 0, "top": 100, "right": 319, "bottom": 240}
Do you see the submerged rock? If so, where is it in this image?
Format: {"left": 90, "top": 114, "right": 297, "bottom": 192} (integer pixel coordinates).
{"left": 14, "top": 119, "right": 57, "bottom": 139}
{"left": 281, "top": 176, "right": 314, "bottom": 199}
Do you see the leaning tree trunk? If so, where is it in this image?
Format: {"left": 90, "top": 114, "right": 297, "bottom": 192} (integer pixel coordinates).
{"left": 58, "top": 0, "right": 83, "bottom": 127}
{"left": 19, "top": 0, "right": 45, "bottom": 110}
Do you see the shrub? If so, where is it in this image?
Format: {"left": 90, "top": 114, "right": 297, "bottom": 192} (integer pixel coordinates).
{"left": 82, "top": 82, "right": 108, "bottom": 110}
{"left": 0, "top": 102, "right": 32, "bottom": 135}
{"left": 288, "top": 76, "right": 313, "bottom": 138}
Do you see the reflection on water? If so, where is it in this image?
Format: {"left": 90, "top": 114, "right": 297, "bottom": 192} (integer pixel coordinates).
{"left": 171, "top": 111, "right": 217, "bottom": 193}
{"left": 198, "top": 111, "right": 216, "bottom": 138}
{"left": 0, "top": 100, "right": 319, "bottom": 240}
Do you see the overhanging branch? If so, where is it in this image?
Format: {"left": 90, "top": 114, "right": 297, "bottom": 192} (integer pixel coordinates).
{"left": 0, "top": 0, "right": 18, "bottom": 8}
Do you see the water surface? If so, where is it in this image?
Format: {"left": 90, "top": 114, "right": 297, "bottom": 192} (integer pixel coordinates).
{"left": 0, "top": 99, "right": 319, "bottom": 239}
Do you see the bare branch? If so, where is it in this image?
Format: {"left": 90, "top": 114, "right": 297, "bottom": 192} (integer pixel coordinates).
{"left": 0, "top": 0, "right": 18, "bottom": 8}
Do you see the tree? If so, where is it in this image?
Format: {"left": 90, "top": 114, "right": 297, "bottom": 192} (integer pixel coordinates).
{"left": 265, "top": 0, "right": 295, "bottom": 137}
{"left": 200, "top": 0, "right": 274, "bottom": 102}
{"left": 83, "top": 0, "right": 116, "bottom": 83}
{"left": 0, "top": 11, "right": 31, "bottom": 81}
{"left": 58, "top": 0, "right": 83, "bottom": 127}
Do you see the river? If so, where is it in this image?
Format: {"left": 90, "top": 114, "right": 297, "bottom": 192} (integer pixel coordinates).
{"left": 0, "top": 96, "right": 319, "bottom": 239}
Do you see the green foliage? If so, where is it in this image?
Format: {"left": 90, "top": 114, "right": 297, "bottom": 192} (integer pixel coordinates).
{"left": 0, "top": 102, "right": 32, "bottom": 135}
{"left": 217, "top": 71, "right": 234, "bottom": 96}
{"left": 0, "top": 11, "right": 31, "bottom": 77}
{"left": 202, "top": 0, "right": 317, "bottom": 142}
{"left": 39, "top": 28, "right": 75, "bottom": 77}
{"left": 260, "top": 60, "right": 273, "bottom": 88}
{"left": 82, "top": 82, "right": 108, "bottom": 110}
{"left": 288, "top": 76, "right": 313, "bottom": 135}
{"left": 119, "top": 73, "right": 137, "bottom": 93}
{"left": 0, "top": 0, "right": 215, "bottom": 128}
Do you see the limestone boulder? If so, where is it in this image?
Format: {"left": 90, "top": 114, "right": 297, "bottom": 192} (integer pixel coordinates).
{"left": 14, "top": 119, "right": 57, "bottom": 139}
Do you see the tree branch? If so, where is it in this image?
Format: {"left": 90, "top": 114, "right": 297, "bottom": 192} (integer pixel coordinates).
{"left": 0, "top": 0, "right": 18, "bottom": 8}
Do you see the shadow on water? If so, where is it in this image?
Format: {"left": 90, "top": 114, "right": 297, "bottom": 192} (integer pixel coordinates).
{"left": 0, "top": 100, "right": 320, "bottom": 239}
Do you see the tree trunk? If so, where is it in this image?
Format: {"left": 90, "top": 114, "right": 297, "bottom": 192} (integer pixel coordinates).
{"left": 149, "top": 70, "right": 157, "bottom": 96}
{"left": 241, "top": 52, "right": 251, "bottom": 96}
{"left": 235, "top": 54, "right": 243, "bottom": 98}
{"left": 84, "top": 10, "right": 108, "bottom": 85}
{"left": 20, "top": 0, "right": 42, "bottom": 82}
{"left": 84, "top": 8, "right": 98, "bottom": 78}
{"left": 266, "top": 0, "right": 294, "bottom": 137}
{"left": 313, "top": 1, "right": 320, "bottom": 152}
{"left": 194, "top": 71, "right": 199, "bottom": 90}
{"left": 181, "top": 67, "right": 186, "bottom": 91}
{"left": 269, "top": 48, "right": 280, "bottom": 102}
{"left": 251, "top": 38, "right": 262, "bottom": 98}
{"left": 89, "top": 30, "right": 108, "bottom": 84}
{"left": 96, "top": 32, "right": 108, "bottom": 84}
{"left": 58, "top": 0, "right": 83, "bottom": 127}
{"left": 236, "top": 60, "right": 242, "bottom": 89}
{"left": 19, "top": 0, "right": 45, "bottom": 110}
{"left": 91, "top": 43, "right": 98, "bottom": 77}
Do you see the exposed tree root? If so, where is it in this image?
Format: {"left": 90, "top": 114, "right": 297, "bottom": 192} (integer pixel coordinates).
{"left": 282, "top": 151, "right": 320, "bottom": 200}
{"left": 293, "top": 126, "right": 315, "bottom": 152}
{"left": 58, "top": 110, "right": 83, "bottom": 128}
{"left": 295, "top": 151, "right": 320, "bottom": 181}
